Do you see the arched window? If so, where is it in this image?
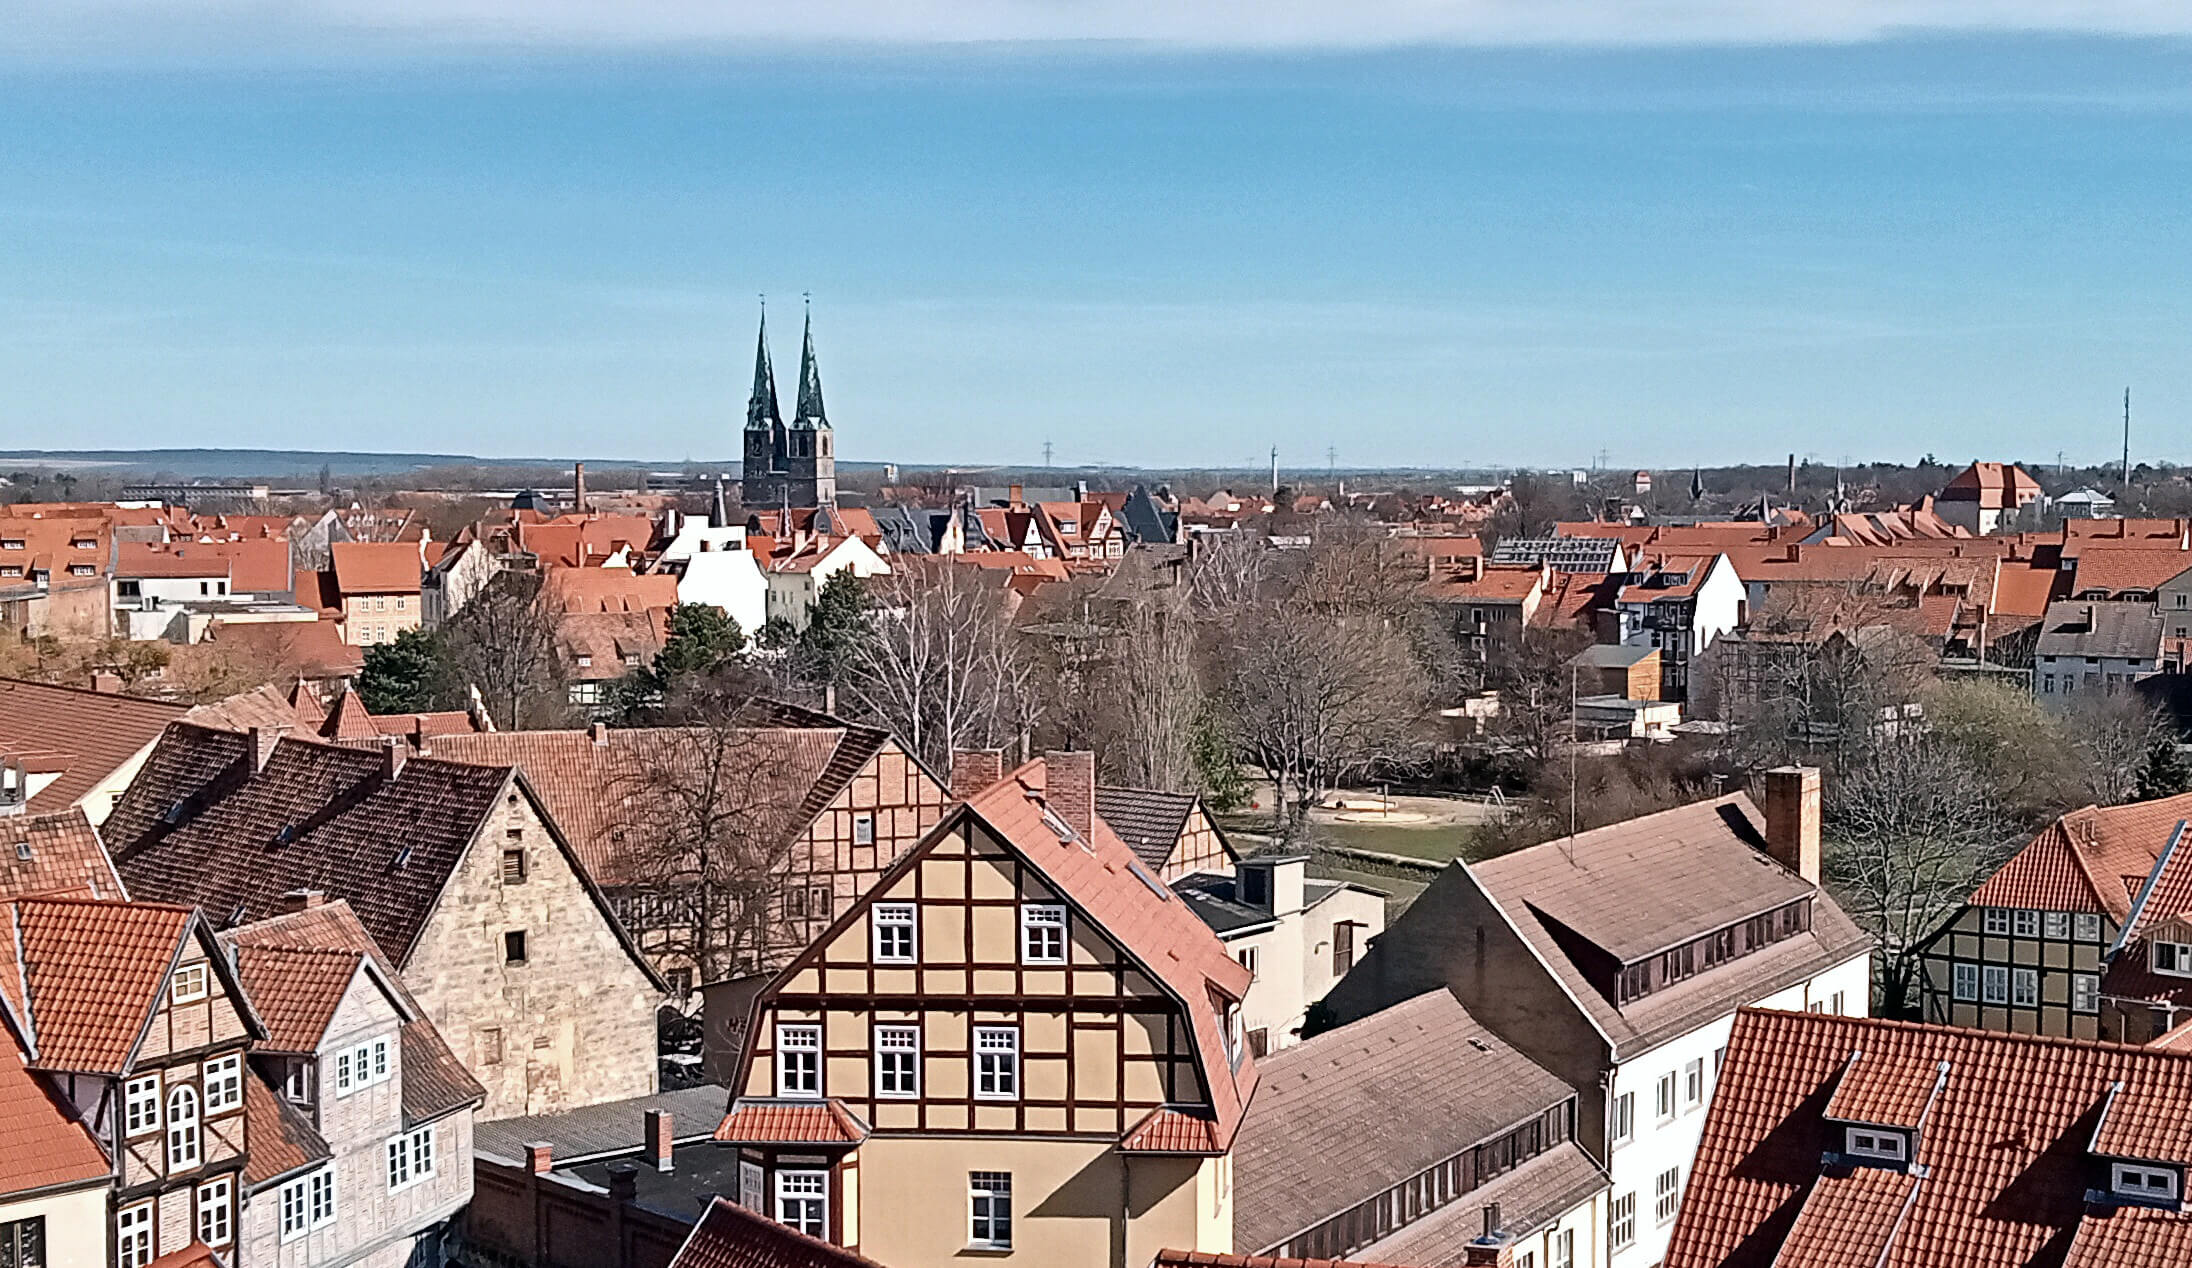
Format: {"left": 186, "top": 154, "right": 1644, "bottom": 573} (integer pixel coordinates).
{"left": 168, "top": 1086, "right": 201, "bottom": 1170}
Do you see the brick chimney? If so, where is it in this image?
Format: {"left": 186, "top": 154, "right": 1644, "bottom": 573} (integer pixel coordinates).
{"left": 247, "top": 725, "right": 287, "bottom": 773}
{"left": 643, "top": 1109, "right": 674, "bottom": 1173}
{"left": 525, "top": 1142, "right": 554, "bottom": 1174}
{"left": 951, "top": 749, "right": 1005, "bottom": 800}
{"left": 1044, "top": 750, "right": 1095, "bottom": 840}
{"left": 380, "top": 735, "right": 407, "bottom": 782}
{"left": 280, "top": 888, "right": 326, "bottom": 913}
{"left": 574, "top": 462, "right": 588, "bottom": 514}
{"left": 1763, "top": 766, "right": 1822, "bottom": 885}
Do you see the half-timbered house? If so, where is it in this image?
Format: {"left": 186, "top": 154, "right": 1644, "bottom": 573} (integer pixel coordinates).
{"left": 715, "top": 751, "right": 1255, "bottom": 1268}
{"left": 0, "top": 895, "right": 267, "bottom": 1267}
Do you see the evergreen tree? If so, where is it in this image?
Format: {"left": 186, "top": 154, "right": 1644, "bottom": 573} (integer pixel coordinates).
{"left": 356, "top": 628, "right": 446, "bottom": 713}
{"left": 796, "top": 571, "right": 872, "bottom": 688}
{"left": 2138, "top": 736, "right": 2192, "bottom": 801}
{"left": 643, "top": 603, "right": 747, "bottom": 699}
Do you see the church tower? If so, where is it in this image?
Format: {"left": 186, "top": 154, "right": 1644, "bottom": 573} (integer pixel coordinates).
{"left": 784, "top": 303, "right": 837, "bottom": 509}
{"left": 740, "top": 303, "right": 787, "bottom": 509}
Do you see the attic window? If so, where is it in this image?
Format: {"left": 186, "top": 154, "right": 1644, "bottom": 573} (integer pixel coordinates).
{"left": 1844, "top": 1127, "right": 1907, "bottom": 1163}
{"left": 393, "top": 845, "right": 414, "bottom": 870}
{"left": 2154, "top": 941, "right": 2192, "bottom": 978}
{"left": 163, "top": 799, "right": 189, "bottom": 826}
{"left": 2112, "top": 1163, "right": 2180, "bottom": 1206}
{"left": 13, "top": 842, "right": 29, "bottom": 862}
{"left": 171, "top": 963, "right": 209, "bottom": 1005}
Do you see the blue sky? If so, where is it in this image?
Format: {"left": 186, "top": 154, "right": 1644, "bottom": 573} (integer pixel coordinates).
{"left": 5, "top": 13, "right": 2192, "bottom": 470}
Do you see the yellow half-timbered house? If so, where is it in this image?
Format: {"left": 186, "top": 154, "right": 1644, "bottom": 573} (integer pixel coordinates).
{"left": 715, "top": 752, "right": 1256, "bottom": 1268}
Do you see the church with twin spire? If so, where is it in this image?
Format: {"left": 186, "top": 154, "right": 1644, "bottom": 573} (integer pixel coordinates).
{"left": 741, "top": 302, "right": 838, "bottom": 510}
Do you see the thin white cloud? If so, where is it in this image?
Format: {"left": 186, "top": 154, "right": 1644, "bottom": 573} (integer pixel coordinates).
{"left": 15, "top": 0, "right": 2192, "bottom": 53}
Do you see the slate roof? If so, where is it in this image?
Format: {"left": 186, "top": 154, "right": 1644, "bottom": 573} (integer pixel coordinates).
{"left": 669, "top": 1196, "right": 887, "bottom": 1268}
{"left": 0, "top": 809, "right": 126, "bottom": 901}
{"left": 475, "top": 1082, "right": 731, "bottom": 1163}
{"left": 0, "top": 677, "right": 187, "bottom": 815}
{"left": 1353, "top": 1141, "right": 1605, "bottom": 1267}
{"left": 223, "top": 900, "right": 483, "bottom": 1126}
{"left": 2035, "top": 600, "right": 2165, "bottom": 661}
{"left": 3, "top": 896, "right": 203, "bottom": 1074}
{"left": 106, "top": 722, "right": 512, "bottom": 964}
{"left": 0, "top": 1019, "right": 110, "bottom": 1197}
{"left": 1665, "top": 1009, "right": 2192, "bottom": 1268}
{"left": 1096, "top": 785, "right": 1202, "bottom": 870}
{"left": 1231, "top": 990, "right": 1583, "bottom": 1254}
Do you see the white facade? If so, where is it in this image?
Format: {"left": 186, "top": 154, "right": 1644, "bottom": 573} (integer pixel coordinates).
{"left": 673, "top": 549, "right": 769, "bottom": 635}
{"left": 1207, "top": 858, "right": 1386, "bottom": 1054}
{"left": 765, "top": 536, "right": 890, "bottom": 630}
{"left": 1603, "top": 955, "right": 1872, "bottom": 1268}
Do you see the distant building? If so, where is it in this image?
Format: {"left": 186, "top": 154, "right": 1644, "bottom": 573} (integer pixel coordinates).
{"left": 741, "top": 306, "right": 838, "bottom": 511}
{"left": 1492, "top": 536, "right": 1630, "bottom": 574}
{"left": 1935, "top": 461, "right": 2042, "bottom": 535}
{"left": 2055, "top": 486, "right": 2117, "bottom": 519}
{"left": 1172, "top": 854, "right": 1386, "bottom": 1056}
{"left": 2032, "top": 600, "right": 2164, "bottom": 708}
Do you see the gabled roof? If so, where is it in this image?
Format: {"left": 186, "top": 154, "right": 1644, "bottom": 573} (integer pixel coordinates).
{"left": 224, "top": 900, "right": 485, "bottom": 1126}
{"left": 1968, "top": 793, "right": 2192, "bottom": 918}
{"left": 544, "top": 565, "right": 680, "bottom": 614}
{"left": 669, "top": 1196, "right": 887, "bottom": 1268}
{"left": 201, "top": 618, "right": 362, "bottom": 680}
{"left": 0, "top": 1019, "right": 109, "bottom": 1198}
{"left": 328, "top": 541, "right": 421, "bottom": 595}
{"left": 1664, "top": 1009, "right": 2192, "bottom": 1268}
{"left": 1095, "top": 785, "right": 1223, "bottom": 871}
{"left": 2037, "top": 600, "right": 2165, "bottom": 660}
{"left": 228, "top": 945, "right": 372, "bottom": 1054}
{"left": 0, "top": 809, "right": 126, "bottom": 902}
{"left": 106, "top": 722, "right": 512, "bottom": 964}
{"left": 1231, "top": 990, "right": 1586, "bottom": 1255}
{"left": 0, "top": 677, "right": 187, "bottom": 815}
{"left": 2068, "top": 547, "right": 2192, "bottom": 597}
{"left": 241, "top": 1067, "right": 331, "bottom": 1189}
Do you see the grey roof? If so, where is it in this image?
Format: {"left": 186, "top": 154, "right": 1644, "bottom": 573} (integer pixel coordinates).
{"left": 476, "top": 1083, "right": 732, "bottom": 1165}
{"left": 1356, "top": 1141, "right": 1607, "bottom": 1264}
{"left": 1097, "top": 785, "right": 1199, "bottom": 868}
{"left": 1171, "top": 871, "right": 1274, "bottom": 935}
{"left": 2036, "top": 600, "right": 2164, "bottom": 661}
{"left": 1121, "top": 484, "right": 1178, "bottom": 545}
{"left": 1232, "top": 990, "right": 1579, "bottom": 1254}
{"left": 565, "top": 1139, "right": 744, "bottom": 1225}
{"left": 1465, "top": 794, "right": 1873, "bottom": 1057}
{"left": 1490, "top": 535, "right": 1623, "bottom": 573}
{"left": 1570, "top": 643, "right": 1657, "bottom": 669}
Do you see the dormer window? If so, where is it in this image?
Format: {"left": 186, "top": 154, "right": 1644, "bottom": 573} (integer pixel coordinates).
{"left": 1845, "top": 1127, "right": 1908, "bottom": 1163}
{"left": 2112, "top": 1162, "right": 2181, "bottom": 1206}
{"left": 2154, "top": 941, "right": 2192, "bottom": 977}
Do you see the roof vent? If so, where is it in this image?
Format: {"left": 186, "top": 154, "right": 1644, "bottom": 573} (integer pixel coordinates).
{"left": 394, "top": 845, "right": 414, "bottom": 870}
{"left": 273, "top": 824, "right": 296, "bottom": 846}
{"left": 163, "top": 799, "right": 189, "bottom": 826}
{"left": 14, "top": 841, "right": 31, "bottom": 861}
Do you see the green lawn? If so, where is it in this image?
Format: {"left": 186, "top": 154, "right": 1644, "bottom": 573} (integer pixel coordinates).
{"left": 1308, "top": 819, "right": 1484, "bottom": 863}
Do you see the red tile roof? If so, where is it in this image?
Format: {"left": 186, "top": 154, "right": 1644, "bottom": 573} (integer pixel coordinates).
{"left": 0, "top": 809, "right": 126, "bottom": 901}
{"left": 515, "top": 515, "right": 655, "bottom": 569}
{"left": 202, "top": 618, "right": 363, "bottom": 679}
{"left": 1119, "top": 1106, "right": 1225, "bottom": 1154}
{"left": 2069, "top": 546, "right": 2192, "bottom": 596}
{"left": 1967, "top": 793, "right": 2192, "bottom": 919}
{"left": 328, "top": 541, "right": 421, "bottom": 595}
{"left": 1940, "top": 460, "right": 2043, "bottom": 508}
{"left": 1150, "top": 1255, "right": 1420, "bottom": 1268}
{"left": 0, "top": 1021, "right": 109, "bottom": 1198}
{"left": 543, "top": 565, "right": 680, "bottom": 614}
{"left": 241, "top": 1063, "right": 331, "bottom": 1187}
{"left": 713, "top": 1099, "right": 869, "bottom": 1146}
{"left": 671, "top": 1196, "right": 887, "bottom": 1268}
{"left": 143, "top": 1244, "right": 223, "bottom": 1268}
{"left": 1422, "top": 565, "right": 1542, "bottom": 603}
{"left": 231, "top": 945, "right": 366, "bottom": 1054}
{"left": 4, "top": 896, "right": 199, "bottom": 1074}
{"left": 0, "top": 678, "right": 187, "bottom": 815}
{"left": 1664, "top": 1009, "right": 2192, "bottom": 1268}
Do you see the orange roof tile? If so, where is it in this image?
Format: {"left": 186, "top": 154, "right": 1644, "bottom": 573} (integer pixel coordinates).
{"left": 713, "top": 1099, "right": 869, "bottom": 1146}
{"left": 202, "top": 619, "right": 362, "bottom": 680}
{"left": 0, "top": 1022, "right": 109, "bottom": 1197}
{"left": 7, "top": 896, "right": 198, "bottom": 1074}
{"left": 1968, "top": 793, "right": 2192, "bottom": 919}
{"left": 232, "top": 945, "right": 367, "bottom": 1054}
{"left": 0, "top": 809, "right": 126, "bottom": 902}
{"left": 543, "top": 565, "right": 680, "bottom": 614}
{"left": 328, "top": 541, "right": 421, "bottom": 595}
{"left": 1120, "top": 1106, "right": 1225, "bottom": 1154}
{"left": 2068, "top": 546, "right": 2192, "bottom": 597}
{"left": 241, "top": 1067, "right": 330, "bottom": 1187}
{"left": 1664, "top": 1010, "right": 2192, "bottom": 1268}
{"left": 0, "top": 679, "right": 186, "bottom": 815}
{"left": 671, "top": 1196, "right": 888, "bottom": 1268}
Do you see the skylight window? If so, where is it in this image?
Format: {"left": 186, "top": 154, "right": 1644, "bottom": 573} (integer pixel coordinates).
{"left": 1128, "top": 861, "right": 1171, "bottom": 901}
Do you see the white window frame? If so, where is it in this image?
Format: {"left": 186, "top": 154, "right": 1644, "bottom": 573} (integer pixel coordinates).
{"left": 1236, "top": 945, "right": 1260, "bottom": 979}
{"left": 1611, "top": 1192, "right": 1636, "bottom": 1249}
{"left": 775, "top": 1170, "right": 829, "bottom": 1239}
{"left": 2074, "top": 973, "right": 2100, "bottom": 1014}
{"left": 1982, "top": 908, "right": 2012, "bottom": 936}
{"left": 1683, "top": 1057, "right": 1705, "bottom": 1109}
{"left": 1552, "top": 1227, "right": 1574, "bottom": 1268}
{"left": 118, "top": 1203, "right": 153, "bottom": 1268}
{"left": 280, "top": 1176, "right": 311, "bottom": 1242}
{"left": 171, "top": 962, "right": 209, "bottom": 1004}
{"left": 2076, "top": 913, "right": 2104, "bottom": 941}
{"left": 875, "top": 1025, "right": 920, "bottom": 1099}
{"left": 872, "top": 904, "right": 917, "bottom": 963}
{"left": 777, "top": 1024, "right": 823, "bottom": 1099}
{"left": 196, "top": 1176, "right": 233, "bottom": 1247}
{"left": 1611, "top": 1092, "right": 1634, "bottom": 1147}
{"left": 974, "top": 1027, "right": 1020, "bottom": 1100}
{"left": 1983, "top": 964, "right": 2010, "bottom": 1004}
{"left": 1654, "top": 1166, "right": 1682, "bottom": 1225}
{"left": 386, "top": 1124, "right": 436, "bottom": 1192}
{"left": 2044, "top": 911, "right": 2071, "bottom": 940}
{"left": 203, "top": 1053, "right": 244, "bottom": 1114}
{"left": 1846, "top": 1127, "right": 1907, "bottom": 1161}
{"left": 167, "top": 1085, "right": 201, "bottom": 1170}
{"left": 2012, "top": 967, "right": 2040, "bottom": 1007}
{"left": 969, "top": 1171, "right": 1013, "bottom": 1249}
{"left": 310, "top": 1169, "right": 336, "bottom": 1228}
{"left": 739, "top": 1161, "right": 764, "bottom": 1212}
{"left": 1656, "top": 1071, "right": 1677, "bottom": 1122}
{"left": 2012, "top": 909, "right": 2042, "bottom": 938}
{"left": 2156, "top": 941, "right": 2192, "bottom": 978}
{"left": 1952, "top": 961, "right": 1979, "bottom": 1002}
{"left": 125, "top": 1074, "right": 161, "bottom": 1137}
{"left": 853, "top": 813, "right": 877, "bottom": 846}
{"left": 2113, "top": 1162, "right": 2180, "bottom": 1203}
{"left": 1020, "top": 904, "right": 1068, "bottom": 965}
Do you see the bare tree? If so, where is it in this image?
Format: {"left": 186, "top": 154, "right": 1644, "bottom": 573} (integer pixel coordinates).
{"left": 1483, "top": 625, "right": 1594, "bottom": 767}
{"left": 2063, "top": 690, "right": 2173, "bottom": 806}
{"left": 843, "top": 564, "right": 1043, "bottom": 771}
{"left": 1218, "top": 602, "right": 1427, "bottom": 831}
{"left": 1185, "top": 530, "right": 1269, "bottom": 612}
{"left": 604, "top": 703, "right": 809, "bottom": 984}
{"left": 443, "top": 570, "right": 566, "bottom": 729}
{"left": 1824, "top": 733, "right": 2017, "bottom": 1016}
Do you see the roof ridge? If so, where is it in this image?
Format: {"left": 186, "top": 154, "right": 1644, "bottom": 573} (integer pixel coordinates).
{"left": 1737, "top": 1005, "right": 2192, "bottom": 1062}
{"left": 0, "top": 676, "right": 186, "bottom": 709}
{"left": 16, "top": 893, "right": 194, "bottom": 915}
